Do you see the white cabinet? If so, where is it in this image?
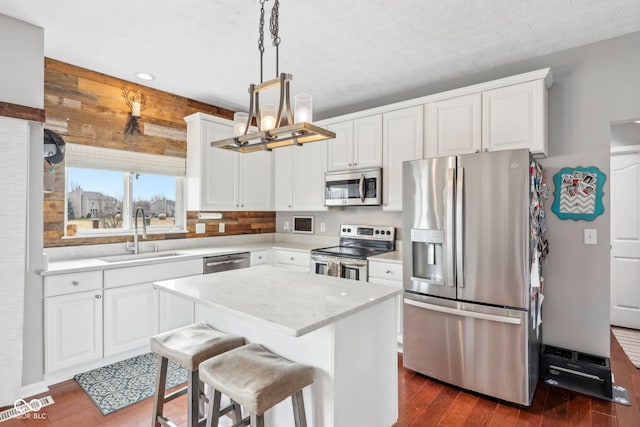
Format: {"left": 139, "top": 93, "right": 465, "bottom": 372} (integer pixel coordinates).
{"left": 104, "top": 283, "right": 158, "bottom": 357}
{"left": 159, "top": 291, "right": 194, "bottom": 333}
{"left": 185, "top": 112, "right": 273, "bottom": 211}
{"left": 269, "top": 249, "right": 311, "bottom": 272}
{"left": 327, "top": 115, "right": 382, "bottom": 171}
{"left": 274, "top": 142, "right": 328, "bottom": 211}
{"left": 368, "top": 260, "right": 403, "bottom": 346}
{"left": 482, "top": 79, "right": 547, "bottom": 156}
{"left": 424, "top": 76, "right": 550, "bottom": 158}
{"left": 250, "top": 250, "right": 268, "bottom": 266}
{"left": 425, "top": 93, "right": 481, "bottom": 157}
{"left": 382, "top": 106, "right": 424, "bottom": 211}
{"left": 45, "top": 289, "right": 103, "bottom": 373}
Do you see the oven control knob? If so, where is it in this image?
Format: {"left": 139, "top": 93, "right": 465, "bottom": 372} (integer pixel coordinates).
{"left": 342, "top": 228, "right": 346, "bottom": 232}
{"left": 386, "top": 230, "right": 391, "bottom": 235}
{"left": 375, "top": 230, "right": 380, "bottom": 234}
{"left": 347, "top": 228, "right": 351, "bottom": 232}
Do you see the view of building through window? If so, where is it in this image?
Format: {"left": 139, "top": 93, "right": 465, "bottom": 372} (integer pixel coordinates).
{"left": 67, "top": 168, "right": 177, "bottom": 233}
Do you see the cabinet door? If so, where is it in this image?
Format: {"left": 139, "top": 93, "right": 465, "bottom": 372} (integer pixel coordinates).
{"left": 104, "top": 283, "right": 158, "bottom": 357}
{"left": 158, "top": 291, "right": 194, "bottom": 333}
{"left": 240, "top": 150, "right": 274, "bottom": 210}
{"left": 353, "top": 115, "right": 383, "bottom": 169}
{"left": 45, "top": 291, "right": 103, "bottom": 373}
{"left": 382, "top": 106, "right": 424, "bottom": 211}
{"left": 206, "top": 146, "right": 239, "bottom": 210}
{"left": 482, "top": 80, "right": 546, "bottom": 155}
{"left": 292, "top": 141, "right": 328, "bottom": 211}
{"left": 274, "top": 146, "right": 294, "bottom": 210}
{"left": 425, "top": 94, "right": 481, "bottom": 157}
{"left": 327, "top": 121, "right": 354, "bottom": 171}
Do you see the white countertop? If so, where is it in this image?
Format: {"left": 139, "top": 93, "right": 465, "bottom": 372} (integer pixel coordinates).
{"left": 42, "top": 242, "right": 320, "bottom": 275}
{"left": 368, "top": 249, "right": 403, "bottom": 264}
{"left": 153, "top": 265, "right": 402, "bottom": 337}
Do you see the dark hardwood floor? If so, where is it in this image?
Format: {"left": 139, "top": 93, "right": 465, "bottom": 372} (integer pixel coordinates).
{"left": 3, "top": 332, "right": 639, "bottom": 426}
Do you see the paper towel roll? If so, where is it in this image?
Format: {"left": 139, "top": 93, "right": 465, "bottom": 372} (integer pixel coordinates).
{"left": 197, "top": 212, "right": 223, "bottom": 220}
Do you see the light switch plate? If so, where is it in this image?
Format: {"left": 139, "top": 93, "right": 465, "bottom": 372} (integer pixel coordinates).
{"left": 195, "top": 223, "right": 206, "bottom": 234}
{"left": 584, "top": 229, "right": 597, "bottom": 245}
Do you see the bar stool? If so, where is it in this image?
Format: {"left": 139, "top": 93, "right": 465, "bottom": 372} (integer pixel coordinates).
{"left": 150, "top": 323, "right": 245, "bottom": 427}
{"left": 199, "top": 343, "right": 314, "bottom": 427}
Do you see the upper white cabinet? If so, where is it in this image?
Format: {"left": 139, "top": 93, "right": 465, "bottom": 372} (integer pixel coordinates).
{"left": 424, "top": 69, "right": 552, "bottom": 157}
{"left": 185, "top": 113, "right": 273, "bottom": 211}
{"left": 382, "top": 106, "right": 424, "bottom": 211}
{"left": 482, "top": 79, "right": 547, "bottom": 155}
{"left": 274, "top": 142, "right": 328, "bottom": 211}
{"left": 425, "top": 93, "right": 481, "bottom": 157}
{"left": 327, "top": 115, "right": 382, "bottom": 171}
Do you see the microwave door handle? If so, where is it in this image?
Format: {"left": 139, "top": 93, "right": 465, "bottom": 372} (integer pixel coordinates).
{"left": 359, "top": 174, "right": 365, "bottom": 202}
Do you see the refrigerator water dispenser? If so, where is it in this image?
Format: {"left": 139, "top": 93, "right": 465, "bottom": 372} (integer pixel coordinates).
{"left": 411, "top": 229, "right": 445, "bottom": 284}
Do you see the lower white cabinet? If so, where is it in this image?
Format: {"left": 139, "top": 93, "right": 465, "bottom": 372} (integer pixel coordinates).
{"left": 103, "top": 283, "right": 159, "bottom": 357}
{"left": 158, "top": 291, "right": 194, "bottom": 333}
{"left": 45, "top": 290, "right": 103, "bottom": 373}
{"left": 368, "top": 260, "right": 403, "bottom": 347}
{"left": 250, "top": 250, "right": 268, "bottom": 266}
{"left": 269, "top": 249, "right": 311, "bottom": 272}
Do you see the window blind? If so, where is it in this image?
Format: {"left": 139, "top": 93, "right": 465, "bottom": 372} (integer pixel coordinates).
{"left": 65, "top": 143, "right": 186, "bottom": 176}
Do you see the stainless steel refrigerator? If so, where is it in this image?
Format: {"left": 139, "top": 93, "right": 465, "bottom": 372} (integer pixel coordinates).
{"left": 402, "top": 148, "right": 545, "bottom": 406}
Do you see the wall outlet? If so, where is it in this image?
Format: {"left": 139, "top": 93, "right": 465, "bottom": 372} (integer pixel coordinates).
{"left": 219, "top": 223, "right": 225, "bottom": 233}
{"left": 320, "top": 222, "right": 326, "bottom": 233}
{"left": 195, "top": 223, "right": 206, "bottom": 234}
{"left": 283, "top": 221, "right": 290, "bottom": 232}
{"left": 584, "top": 228, "right": 597, "bottom": 245}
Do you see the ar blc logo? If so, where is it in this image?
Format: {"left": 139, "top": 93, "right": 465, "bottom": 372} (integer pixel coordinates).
{"left": 14, "top": 398, "right": 47, "bottom": 420}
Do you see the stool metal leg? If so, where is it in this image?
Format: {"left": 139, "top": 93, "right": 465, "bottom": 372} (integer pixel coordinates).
{"left": 188, "top": 369, "right": 200, "bottom": 427}
{"left": 291, "top": 390, "right": 307, "bottom": 427}
{"left": 205, "top": 390, "right": 222, "bottom": 427}
{"left": 152, "top": 356, "right": 168, "bottom": 427}
{"left": 231, "top": 399, "right": 243, "bottom": 424}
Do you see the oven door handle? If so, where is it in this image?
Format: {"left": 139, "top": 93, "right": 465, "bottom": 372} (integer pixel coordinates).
{"left": 359, "top": 173, "right": 366, "bottom": 202}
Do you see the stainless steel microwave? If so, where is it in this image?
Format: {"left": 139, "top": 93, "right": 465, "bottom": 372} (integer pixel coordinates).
{"left": 324, "top": 167, "right": 382, "bottom": 206}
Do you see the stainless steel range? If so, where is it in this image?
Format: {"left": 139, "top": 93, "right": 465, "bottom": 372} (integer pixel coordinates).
{"left": 311, "top": 224, "right": 396, "bottom": 281}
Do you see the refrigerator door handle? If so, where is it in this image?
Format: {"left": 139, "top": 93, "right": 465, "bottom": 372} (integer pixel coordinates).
{"left": 404, "top": 298, "right": 522, "bottom": 325}
{"left": 456, "top": 167, "right": 465, "bottom": 288}
{"left": 445, "top": 168, "right": 455, "bottom": 287}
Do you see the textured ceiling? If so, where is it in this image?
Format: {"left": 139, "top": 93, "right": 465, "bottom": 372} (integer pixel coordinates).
{"left": 1, "top": 0, "right": 640, "bottom": 119}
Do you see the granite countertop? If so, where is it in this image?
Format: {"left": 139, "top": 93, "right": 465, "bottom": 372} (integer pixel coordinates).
{"left": 153, "top": 265, "right": 402, "bottom": 337}
{"left": 42, "top": 241, "right": 321, "bottom": 276}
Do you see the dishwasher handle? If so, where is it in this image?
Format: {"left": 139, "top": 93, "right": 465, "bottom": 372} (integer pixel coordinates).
{"left": 205, "top": 259, "right": 246, "bottom": 268}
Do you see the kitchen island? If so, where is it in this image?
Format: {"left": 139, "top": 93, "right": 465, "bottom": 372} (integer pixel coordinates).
{"left": 153, "top": 265, "right": 401, "bottom": 427}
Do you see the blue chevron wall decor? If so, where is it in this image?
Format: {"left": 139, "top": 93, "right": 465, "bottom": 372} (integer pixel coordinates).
{"left": 551, "top": 166, "right": 606, "bottom": 221}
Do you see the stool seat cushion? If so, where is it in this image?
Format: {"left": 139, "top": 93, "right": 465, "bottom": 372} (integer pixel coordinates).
{"left": 199, "top": 343, "right": 314, "bottom": 415}
{"left": 151, "top": 323, "right": 245, "bottom": 371}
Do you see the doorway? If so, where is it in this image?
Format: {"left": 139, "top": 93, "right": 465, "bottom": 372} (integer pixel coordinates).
{"left": 610, "top": 119, "right": 640, "bottom": 329}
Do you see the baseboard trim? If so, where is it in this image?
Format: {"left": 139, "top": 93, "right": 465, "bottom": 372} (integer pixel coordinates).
{"left": 20, "top": 381, "right": 49, "bottom": 399}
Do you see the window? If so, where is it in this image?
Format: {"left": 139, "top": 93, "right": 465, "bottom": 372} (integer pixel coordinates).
{"left": 65, "top": 144, "right": 186, "bottom": 236}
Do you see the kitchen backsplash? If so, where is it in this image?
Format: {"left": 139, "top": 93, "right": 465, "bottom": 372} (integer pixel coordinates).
{"left": 276, "top": 208, "right": 403, "bottom": 237}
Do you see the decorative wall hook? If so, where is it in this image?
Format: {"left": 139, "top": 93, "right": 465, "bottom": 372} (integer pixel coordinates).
{"left": 122, "top": 86, "right": 146, "bottom": 134}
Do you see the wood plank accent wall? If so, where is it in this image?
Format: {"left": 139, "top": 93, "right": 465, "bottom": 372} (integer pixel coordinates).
{"left": 43, "top": 59, "right": 275, "bottom": 247}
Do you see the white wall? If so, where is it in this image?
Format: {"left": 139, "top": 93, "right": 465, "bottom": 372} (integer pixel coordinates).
{"left": 305, "top": 31, "right": 640, "bottom": 358}
{"left": 0, "top": 13, "right": 45, "bottom": 394}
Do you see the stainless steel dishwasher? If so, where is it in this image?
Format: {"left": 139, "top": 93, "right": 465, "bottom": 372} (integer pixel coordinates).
{"left": 203, "top": 252, "right": 251, "bottom": 274}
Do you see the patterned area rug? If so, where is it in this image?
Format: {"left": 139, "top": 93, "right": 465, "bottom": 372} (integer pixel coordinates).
{"left": 612, "top": 327, "right": 640, "bottom": 368}
{"left": 75, "top": 352, "right": 187, "bottom": 415}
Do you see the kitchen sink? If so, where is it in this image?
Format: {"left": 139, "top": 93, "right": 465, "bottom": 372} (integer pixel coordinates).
{"left": 99, "top": 251, "right": 186, "bottom": 263}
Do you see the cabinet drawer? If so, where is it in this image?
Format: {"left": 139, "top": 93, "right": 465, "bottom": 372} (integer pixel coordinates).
{"left": 44, "top": 271, "right": 103, "bottom": 297}
{"left": 251, "top": 250, "right": 268, "bottom": 266}
{"left": 274, "top": 250, "right": 310, "bottom": 267}
{"left": 104, "top": 259, "right": 203, "bottom": 288}
{"left": 368, "top": 261, "right": 402, "bottom": 282}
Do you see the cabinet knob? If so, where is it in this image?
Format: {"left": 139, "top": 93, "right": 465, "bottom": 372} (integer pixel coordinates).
{"left": 95, "top": 295, "right": 102, "bottom": 299}
{"left": 354, "top": 163, "right": 357, "bottom": 166}
{"left": 475, "top": 149, "right": 480, "bottom": 153}
{"left": 386, "top": 270, "right": 392, "bottom": 274}
{"left": 288, "top": 205, "right": 292, "bottom": 208}
{"left": 483, "top": 148, "right": 489, "bottom": 152}
{"left": 241, "top": 204, "right": 244, "bottom": 208}
{"left": 236, "top": 204, "right": 239, "bottom": 207}
{"left": 258, "top": 256, "right": 263, "bottom": 260}
{"left": 72, "top": 281, "right": 80, "bottom": 286}
{"left": 290, "top": 257, "right": 295, "bottom": 261}
{"left": 348, "top": 163, "right": 352, "bottom": 167}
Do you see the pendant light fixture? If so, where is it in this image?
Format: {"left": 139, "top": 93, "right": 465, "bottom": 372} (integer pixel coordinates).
{"left": 210, "top": 0, "right": 335, "bottom": 153}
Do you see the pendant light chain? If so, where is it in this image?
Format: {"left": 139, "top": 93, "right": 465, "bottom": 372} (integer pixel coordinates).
{"left": 270, "top": 0, "right": 280, "bottom": 76}
{"left": 258, "top": 0, "right": 267, "bottom": 83}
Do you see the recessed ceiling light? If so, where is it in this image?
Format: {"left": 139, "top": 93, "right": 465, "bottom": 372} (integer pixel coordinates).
{"left": 135, "top": 72, "right": 155, "bottom": 81}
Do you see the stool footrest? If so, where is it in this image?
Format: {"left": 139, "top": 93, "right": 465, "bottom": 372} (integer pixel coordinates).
{"left": 229, "top": 415, "right": 250, "bottom": 427}
{"left": 157, "top": 414, "right": 179, "bottom": 427}
{"left": 164, "top": 385, "right": 188, "bottom": 403}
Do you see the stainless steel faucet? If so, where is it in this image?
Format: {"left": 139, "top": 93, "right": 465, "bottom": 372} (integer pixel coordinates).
{"left": 126, "top": 207, "right": 147, "bottom": 254}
